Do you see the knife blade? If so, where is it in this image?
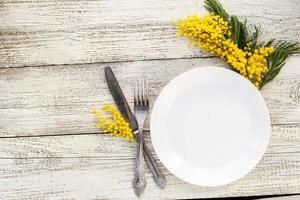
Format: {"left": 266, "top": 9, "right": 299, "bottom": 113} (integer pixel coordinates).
{"left": 105, "top": 67, "right": 138, "bottom": 131}
{"left": 105, "top": 66, "right": 166, "bottom": 189}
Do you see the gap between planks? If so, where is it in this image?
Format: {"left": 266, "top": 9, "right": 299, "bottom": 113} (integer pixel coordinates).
{"left": 0, "top": 56, "right": 215, "bottom": 71}
{"left": 0, "top": 123, "right": 298, "bottom": 139}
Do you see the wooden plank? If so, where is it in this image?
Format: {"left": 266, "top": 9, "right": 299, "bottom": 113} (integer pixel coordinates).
{"left": 0, "top": 124, "right": 299, "bottom": 199}
{"left": 0, "top": 0, "right": 299, "bottom": 67}
{"left": 0, "top": 56, "right": 299, "bottom": 137}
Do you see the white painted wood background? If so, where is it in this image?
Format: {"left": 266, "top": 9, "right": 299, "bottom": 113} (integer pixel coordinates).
{"left": 0, "top": 0, "right": 299, "bottom": 199}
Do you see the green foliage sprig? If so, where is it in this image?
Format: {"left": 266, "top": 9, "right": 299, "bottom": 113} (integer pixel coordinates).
{"left": 204, "top": 0, "right": 299, "bottom": 88}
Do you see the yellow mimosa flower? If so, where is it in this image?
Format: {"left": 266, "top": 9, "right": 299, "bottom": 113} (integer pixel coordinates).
{"left": 91, "top": 105, "right": 134, "bottom": 141}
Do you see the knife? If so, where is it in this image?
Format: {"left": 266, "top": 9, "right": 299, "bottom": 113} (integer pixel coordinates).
{"left": 105, "top": 66, "right": 166, "bottom": 189}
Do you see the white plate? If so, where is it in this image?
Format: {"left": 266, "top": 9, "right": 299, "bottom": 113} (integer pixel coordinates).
{"left": 150, "top": 67, "right": 270, "bottom": 186}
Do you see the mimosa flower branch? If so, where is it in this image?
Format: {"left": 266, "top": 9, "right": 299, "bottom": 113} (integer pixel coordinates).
{"left": 173, "top": 0, "right": 299, "bottom": 89}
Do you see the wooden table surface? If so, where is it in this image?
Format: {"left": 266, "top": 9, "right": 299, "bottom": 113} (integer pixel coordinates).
{"left": 0, "top": 0, "right": 300, "bottom": 199}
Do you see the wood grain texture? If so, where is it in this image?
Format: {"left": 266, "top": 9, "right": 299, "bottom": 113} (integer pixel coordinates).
{"left": 0, "top": 124, "right": 299, "bottom": 199}
{"left": 0, "top": 0, "right": 299, "bottom": 68}
{"left": 1, "top": 0, "right": 300, "bottom": 198}
{"left": 1, "top": 56, "right": 299, "bottom": 137}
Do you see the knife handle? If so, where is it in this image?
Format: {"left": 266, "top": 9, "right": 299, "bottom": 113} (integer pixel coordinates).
{"left": 133, "top": 133, "right": 166, "bottom": 188}
{"left": 142, "top": 140, "right": 166, "bottom": 188}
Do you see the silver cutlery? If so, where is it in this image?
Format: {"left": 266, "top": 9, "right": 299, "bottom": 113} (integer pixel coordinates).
{"left": 104, "top": 67, "right": 166, "bottom": 190}
{"left": 132, "top": 79, "right": 149, "bottom": 196}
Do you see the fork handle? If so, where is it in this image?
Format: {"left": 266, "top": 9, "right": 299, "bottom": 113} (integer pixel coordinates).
{"left": 133, "top": 130, "right": 146, "bottom": 196}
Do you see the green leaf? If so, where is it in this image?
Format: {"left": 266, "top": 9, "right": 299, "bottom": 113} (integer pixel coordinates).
{"left": 204, "top": 0, "right": 229, "bottom": 21}
{"left": 229, "top": 16, "right": 240, "bottom": 45}
{"left": 230, "top": 16, "right": 249, "bottom": 49}
{"left": 260, "top": 41, "right": 300, "bottom": 88}
{"left": 247, "top": 25, "right": 261, "bottom": 51}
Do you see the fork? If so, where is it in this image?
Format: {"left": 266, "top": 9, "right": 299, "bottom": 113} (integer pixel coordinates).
{"left": 132, "top": 79, "right": 149, "bottom": 196}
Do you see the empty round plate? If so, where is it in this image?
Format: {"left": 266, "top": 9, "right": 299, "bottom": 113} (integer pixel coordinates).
{"left": 150, "top": 67, "right": 270, "bottom": 186}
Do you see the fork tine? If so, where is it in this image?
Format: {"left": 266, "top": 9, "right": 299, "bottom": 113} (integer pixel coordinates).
{"left": 138, "top": 79, "right": 143, "bottom": 105}
{"left": 144, "top": 79, "right": 148, "bottom": 105}
{"left": 137, "top": 79, "right": 140, "bottom": 105}
{"left": 143, "top": 79, "right": 146, "bottom": 105}
{"left": 147, "top": 79, "right": 149, "bottom": 105}
{"left": 140, "top": 79, "right": 144, "bottom": 105}
{"left": 134, "top": 80, "right": 137, "bottom": 105}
